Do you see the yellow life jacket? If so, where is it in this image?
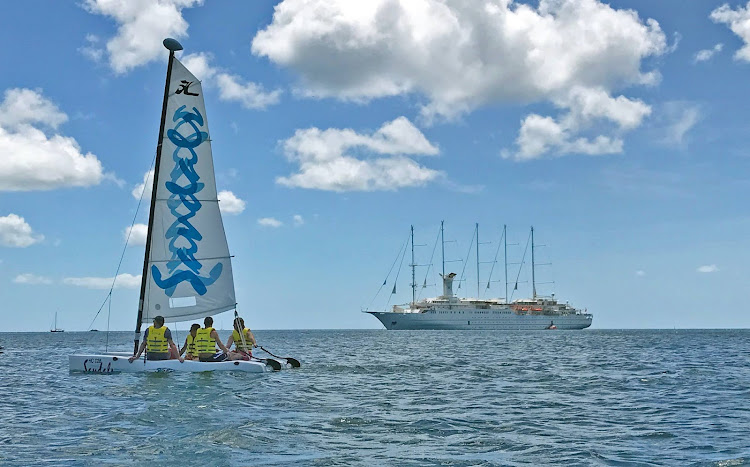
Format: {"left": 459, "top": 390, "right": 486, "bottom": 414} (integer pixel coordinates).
{"left": 185, "top": 334, "right": 197, "bottom": 356}
{"left": 146, "top": 325, "right": 169, "bottom": 353}
{"left": 232, "top": 328, "right": 252, "bottom": 352}
{"left": 195, "top": 327, "right": 216, "bottom": 354}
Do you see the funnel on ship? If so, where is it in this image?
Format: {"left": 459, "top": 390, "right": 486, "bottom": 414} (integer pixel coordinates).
{"left": 440, "top": 272, "right": 457, "bottom": 298}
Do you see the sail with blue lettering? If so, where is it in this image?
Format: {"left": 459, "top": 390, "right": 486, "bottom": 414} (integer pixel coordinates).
{"left": 142, "top": 57, "right": 235, "bottom": 323}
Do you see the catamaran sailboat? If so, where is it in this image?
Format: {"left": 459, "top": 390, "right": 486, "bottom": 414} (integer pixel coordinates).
{"left": 366, "top": 223, "right": 592, "bottom": 330}
{"left": 70, "top": 39, "right": 296, "bottom": 373}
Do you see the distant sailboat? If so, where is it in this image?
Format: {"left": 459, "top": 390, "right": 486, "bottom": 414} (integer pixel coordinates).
{"left": 50, "top": 312, "right": 64, "bottom": 333}
{"left": 69, "top": 38, "right": 295, "bottom": 373}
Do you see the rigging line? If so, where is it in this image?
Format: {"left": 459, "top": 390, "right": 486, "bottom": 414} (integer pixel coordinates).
{"left": 417, "top": 225, "right": 441, "bottom": 301}
{"left": 510, "top": 230, "right": 532, "bottom": 302}
{"left": 367, "top": 234, "right": 409, "bottom": 311}
{"left": 386, "top": 231, "right": 411, "bottom": 308}
{"left": 538, "top": 240, "right": 555, "bottom": 296}
{"left": 485, "top": 228, "right": 506, "bottom": 292}
{"left": 172, "top": 320, "right": 180, "bottom": 357}
{"left": 234, "top": 308, "right": 249, "bottom": 357}
{"left": 457, "top": 225, "right": 477, "bottom": 291}
{"left": 88, "top": 151, "right": 156, "bottom": 332}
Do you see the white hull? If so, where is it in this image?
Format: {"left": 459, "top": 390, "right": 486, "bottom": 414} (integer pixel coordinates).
{"left": 69, "top": 354, "right": 270, "bottom": 373}
{"left": 368, "top": 310, "right": 592, "bottom": 330}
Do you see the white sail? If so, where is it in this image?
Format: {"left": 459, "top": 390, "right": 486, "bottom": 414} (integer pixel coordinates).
{"left": 142, "top": 57, "right": 235, "bottom": 323}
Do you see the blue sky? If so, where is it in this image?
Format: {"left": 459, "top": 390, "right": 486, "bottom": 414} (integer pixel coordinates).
{"left": 2, "top": 0, "right": 750, "bottom": 331}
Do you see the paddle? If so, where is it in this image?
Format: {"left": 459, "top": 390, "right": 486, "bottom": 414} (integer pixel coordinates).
{"left": 260, "top": 346, "right": 301, "bottom": 368}
{"left": 251, "top": 356, "right": 281, "bottom": 371}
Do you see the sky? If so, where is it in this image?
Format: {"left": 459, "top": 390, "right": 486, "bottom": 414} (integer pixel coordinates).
{"left": 2, "top": 0, "right": 750, "bottom": 332}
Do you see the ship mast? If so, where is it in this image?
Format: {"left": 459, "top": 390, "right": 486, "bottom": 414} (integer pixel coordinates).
{"left": 476, "top": 223, "right": 480, "bottom": 297}
{"left": 531, "top": 226, "right": 536, "bottom": 299}
{"left": 503, "top": 224, "right": 508, "bottom": 302}
{"left": 134, "top": 38, "right": 182, "bottom": 354}
{"left": 411, "top": 225, "right": 416, "bottom": 306}
{"left": 441, "top": 220, "right": 445, "bottom": 277}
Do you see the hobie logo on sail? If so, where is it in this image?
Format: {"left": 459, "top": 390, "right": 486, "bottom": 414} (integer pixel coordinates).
{"left": 152, "top": 105, "right": 223, "bottom": 297}
{"left": 176, "top": 80, "right": 199, "bottom": 96}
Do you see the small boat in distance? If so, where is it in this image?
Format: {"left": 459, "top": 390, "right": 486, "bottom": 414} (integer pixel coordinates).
{"left": 50, "top": 312, "right": 64, "bottom": 333}
{"left": 366, "top": 223, "right": 592, "bottom": 330}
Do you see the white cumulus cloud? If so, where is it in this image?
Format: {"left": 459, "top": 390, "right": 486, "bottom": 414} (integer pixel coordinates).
{"left": 711, "top": 3, "right": 750, "bottom": 62}
{"left": 123, "top": 223, "right": 147, "bottom": 247}
{"left": 216, "top": 73, "right": 282, "bottom": 110}
{"left": 507, "top": 86, "right": 651, "bottom": 160}
{"left": 82, "top": 0, "right": 203, "bottom": 74}
{"left": 13, "top": 273, "right": 53, "bottom": 285}
{"left": 635, "top": 270, "right": 646, "bottom": 277}
{"left": 293, "top": 214, "right": 304, "bottom": 226}
{"left": 132, "top": 169, "right": 154, "bottom": 200}
{"left": 0, "top": 88, "right": 105, "bottom": 191}
{"left": 693, "top": 43, "right": 724, "bottom": 63}
{"left": 79, "top": 34, "right": 104, "bottom": 62}
{"left": 218, "top": 190, "right": 246, "bottom": 214}
{"left": 253, "top": 0, "right": 666, "bottom": 156}
{"left": 0, "top": 214, "right": 44, "bottom": 247}
{"left": 697, "top": 265, "right": 719, "bottom": 273}
{"left": 258, "top": 217, "right": 283, "bottom": 228}
{"left": 63, "top": 273, "right": 141, "bottom": 289}
{"left": 182, "top": 53, "right": 282, "bottom": 109}
{"left": 277, "top": 116, "right": 441, "bottom": 191}
{"left": 0, "top": 88, "right": 67, "bottom": 129}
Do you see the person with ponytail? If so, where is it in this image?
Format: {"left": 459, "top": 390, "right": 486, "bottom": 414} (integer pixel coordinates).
{"left": 226, "top": 317, "right": 257, "bottom": 361}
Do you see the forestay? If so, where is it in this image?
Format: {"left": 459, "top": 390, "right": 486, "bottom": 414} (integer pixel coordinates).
{"left": 142, "top": 58, "right": 235, "bottom": 323}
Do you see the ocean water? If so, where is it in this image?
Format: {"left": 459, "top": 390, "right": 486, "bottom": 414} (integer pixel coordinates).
{"left": 0, "top": 329, "right": 749, "bottom": 466}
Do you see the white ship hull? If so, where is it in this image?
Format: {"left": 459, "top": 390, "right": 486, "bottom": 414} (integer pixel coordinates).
{"left": 368, "top": 310, "right": 592, "bottom": 330}
{"left": 69, "top": 354, "right": 272, "bottom": 373}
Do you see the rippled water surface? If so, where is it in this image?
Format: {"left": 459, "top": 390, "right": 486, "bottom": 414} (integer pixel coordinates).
{"left": 1, "top": 329, "right": 749, "bottom": 466}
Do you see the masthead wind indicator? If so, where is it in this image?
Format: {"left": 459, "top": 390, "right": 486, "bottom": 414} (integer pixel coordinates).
{"left": 163, "top": 38, "right": 183, "bottom": 51}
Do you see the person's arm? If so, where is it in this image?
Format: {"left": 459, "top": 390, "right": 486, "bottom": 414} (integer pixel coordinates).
{"left": 247, "top": 330, "right": 257, "bottom": 348}
{"left": 168, "top": 338, "right": 184, "bottom": 362}
{"left": 179, "top": 338, "right": 187, "bottom": 356}
{"left": 211, "top": 329, "right": 229, "bottom": 353}
{"left": 129, "top": 340, "right": 147, "bottom": 362}
{"left": 225, "top": 334, "right": 234, "bottom": 350}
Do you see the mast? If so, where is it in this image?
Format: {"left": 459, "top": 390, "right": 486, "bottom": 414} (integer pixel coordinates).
{"left": 503, "top": 224, "right": 508, "bottom": 302}
{"left": 441, "top": 220, "right": 445, "bottom": 277}
{"left": 476, "top": 223, "right": 480, "bottom": 297}
{"left": 531, "top": 226, "right": 536, "bottom": 299}
{"left": 134, "top": 38, "right": 183, "bottom": 354}
{"left": 410, "top": 225, "right": 416, "bottom": 306}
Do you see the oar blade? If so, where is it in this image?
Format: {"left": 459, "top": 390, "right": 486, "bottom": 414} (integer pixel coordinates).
{"left": 285, "top": 357, "right": 301, "bottom": 368}
{"left": 264, "top": 358, "right": 282, "bottom": 371}
{"left": 259, "top": 346, "right": 300, "bottom": 368}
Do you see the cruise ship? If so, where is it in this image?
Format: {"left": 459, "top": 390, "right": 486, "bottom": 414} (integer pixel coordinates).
{"left": 366, "top": 224, "right": 592, "bottom": 330}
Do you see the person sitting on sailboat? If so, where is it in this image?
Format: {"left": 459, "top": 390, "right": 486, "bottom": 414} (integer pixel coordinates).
{"left": 179, "top": 323, "right": 201, "bottom": 360}
{"left": 226, "top": 317, "right": 257, "bottom": 361}
{"left": 195, "top": 316, "right": 230, "bottom": 362}
{"left": 128, "top": 315, "right": 183, "bottom": 363}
